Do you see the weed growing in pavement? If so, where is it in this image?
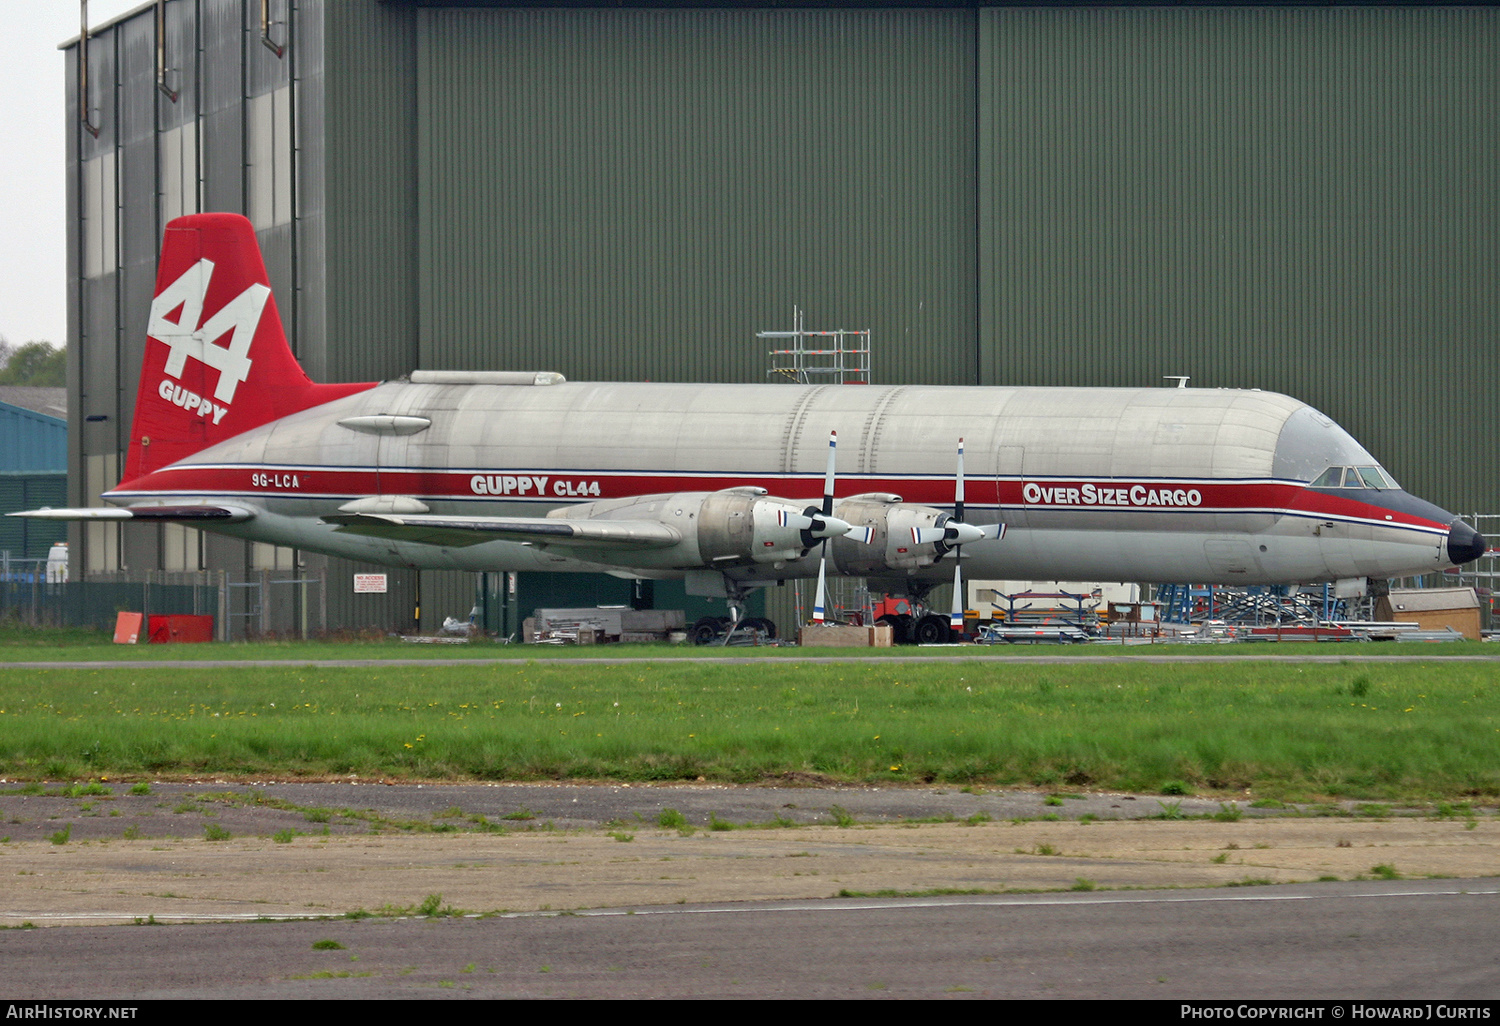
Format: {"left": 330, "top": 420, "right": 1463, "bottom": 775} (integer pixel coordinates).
{"left": 827, "top": 805, "right": 856, "bottom": 828}
{"left": 1155, "top": 800, "right": 1185, "bottom": 820}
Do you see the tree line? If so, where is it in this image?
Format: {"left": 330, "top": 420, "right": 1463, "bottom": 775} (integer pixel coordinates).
{"left": 0, "top": 340, "right": 65, "bottom": 387}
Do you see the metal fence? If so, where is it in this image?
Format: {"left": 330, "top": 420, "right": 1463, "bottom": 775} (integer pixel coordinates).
{"left": 0, "top": 566, "right": 327, "bottom": 640}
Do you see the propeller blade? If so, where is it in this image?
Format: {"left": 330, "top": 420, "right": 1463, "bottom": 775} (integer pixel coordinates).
{"left": 950, "top": 551, "right": 965, "bottom": 631}
{"left": 822, "top": 430, "right": 838, "bottom": 518}
{"left": 811, "top": 543, "right": 829, "bottom": 624}
{"left": 778, "top": 509, "right": 815, "bottom": 533}
{"left": 949, "top": 439, "right": 968, "bottom": 635}
{"left": 817, "top": 434, "right": 837, "bottom": 623}
{"left": 800, "top": 430, "right": 846, "bottom": 551}
{"left": 954, "top": 437, "right": 966, "bottom": 524}
{"left": 806, "top": 429, "right": 872, "bottom": 621}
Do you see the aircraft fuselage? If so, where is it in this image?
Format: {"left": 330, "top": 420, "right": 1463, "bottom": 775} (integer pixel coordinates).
{"left": 107, "top": 376, "right": 1471, "bottom": 592}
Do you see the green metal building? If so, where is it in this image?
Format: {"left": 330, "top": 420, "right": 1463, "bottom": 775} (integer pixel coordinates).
{"left": 65, "top": 1, "right": 1498, "bottom": 633}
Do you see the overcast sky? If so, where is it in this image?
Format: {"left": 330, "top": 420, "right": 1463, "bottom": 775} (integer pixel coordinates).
{"left": 0, "top": 0, "right": 140, "bottom": 350}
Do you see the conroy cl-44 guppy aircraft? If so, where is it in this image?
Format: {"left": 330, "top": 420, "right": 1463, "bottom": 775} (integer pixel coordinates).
{"left": 21, "top": 214, "right": 1486, "bottom": 637}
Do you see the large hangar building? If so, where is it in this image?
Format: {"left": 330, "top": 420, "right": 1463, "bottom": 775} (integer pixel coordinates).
{"left": 63, "top": 0, "right": 1498, "bottom": 634}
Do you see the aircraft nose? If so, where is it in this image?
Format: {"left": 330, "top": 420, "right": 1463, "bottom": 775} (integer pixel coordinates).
{"left": 1447, "top": 519, "right": 1486, "bottom": 566}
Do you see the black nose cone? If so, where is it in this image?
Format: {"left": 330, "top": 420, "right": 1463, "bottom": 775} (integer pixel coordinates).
{"left": 1447, "top": 520, "right": 1486, "bottom": 566}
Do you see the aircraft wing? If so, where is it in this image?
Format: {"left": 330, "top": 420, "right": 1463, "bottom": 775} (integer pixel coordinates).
{"left": 9, "top": 505, "right": 255, "bottom": 522}
{"left": 322, "top": 512, "right": 683, "bottom": 550}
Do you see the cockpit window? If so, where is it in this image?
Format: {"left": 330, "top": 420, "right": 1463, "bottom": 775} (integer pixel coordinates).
{"left": 1311, "top": 465, "right": 1399, "bottom": 490}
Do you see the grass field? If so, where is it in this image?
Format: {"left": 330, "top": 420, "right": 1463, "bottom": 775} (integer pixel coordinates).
{"left": 1, "top": 641, "right": 1496, "bottom": 801}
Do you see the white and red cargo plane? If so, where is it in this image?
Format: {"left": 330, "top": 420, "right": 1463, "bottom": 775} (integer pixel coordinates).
{"left": 20, "top": 214, "right": 1486, "bottom": 638}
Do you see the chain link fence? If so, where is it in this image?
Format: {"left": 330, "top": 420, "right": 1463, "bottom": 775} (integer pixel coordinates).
{"left": 0, "top": 563, "right": 326, "bottom": 640}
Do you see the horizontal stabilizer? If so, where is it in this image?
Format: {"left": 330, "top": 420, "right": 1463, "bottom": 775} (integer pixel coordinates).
{"left": 10, "top": 505, "right": 255, "bottom": 522}
{"left": 323, "top": 512, "right": 683, "bottom": 550}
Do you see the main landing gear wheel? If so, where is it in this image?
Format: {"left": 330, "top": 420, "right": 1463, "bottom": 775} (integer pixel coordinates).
{"left": 742, "top": 617, "right": 777, "bottom": 640}
{"left": 689, "top": 617, "right": 722, "bottom": 645}
{"left": 913, "top": 613, "right": 950, "bottom": 645}
{"left": 877, "top": 613, "right": 914, "bottom": 645}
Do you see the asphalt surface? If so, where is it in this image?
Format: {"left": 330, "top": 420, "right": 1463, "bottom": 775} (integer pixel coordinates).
{"left": 0, "top": 779, "right": 1314, "bottom": 842}
{"left": 2, "top": 881, "right": 1497, "bottom": 999}
{"left": 3, "top": 781, "right": 1498, "bottom": 999}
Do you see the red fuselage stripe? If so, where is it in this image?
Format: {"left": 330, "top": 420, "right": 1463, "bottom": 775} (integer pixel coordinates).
{"left": 106, "top": 464, "right": 1450, "bottom": 535}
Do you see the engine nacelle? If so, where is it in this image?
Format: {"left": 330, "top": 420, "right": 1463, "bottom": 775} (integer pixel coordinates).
{"left": 697, "top": 488, "right": 836, "bottom": 565}
{"left": 553, "top": 488, "right": 841, "bottom": 570}
{"left": 548, "top": 489, "right": 991, "bottom": 575}
{"left": 828, "top": 493, "right": 997, "bottom": 575}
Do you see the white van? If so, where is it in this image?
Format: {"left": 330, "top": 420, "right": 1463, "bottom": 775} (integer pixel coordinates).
{"left": 45, "top": 542, "right": 67, "bottom": 583}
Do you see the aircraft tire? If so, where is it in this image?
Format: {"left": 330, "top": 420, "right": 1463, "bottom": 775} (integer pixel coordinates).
{"left": 878, "top": 614, "right": 914, "bottom": 645}
{"left": 689, "top": 618, "right": 721, "bottom": 646}
{"left": 743, "top": 617, "right": 777, "bottom": 640}
{"left": 913, "top": 614, "right": 949, "bottom": 645}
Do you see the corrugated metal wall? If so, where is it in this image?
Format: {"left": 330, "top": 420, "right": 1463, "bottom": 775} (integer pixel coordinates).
{"left": 318, "top": 1, "right": 450, "bottom": 632}
{"left": 66, "top": 1, "right": 1498, "bottom": 634}
{"left": 322, "top": 1, "right": 421, "bottom": 383}
{"left": 0, "top": 402, "right": 68, "bottom": 561}
{"left": 0, "top": 405, "right": 67, "bottom": 474}
{"left": 413, "top": 6, "right": 979, "bottom": 385}
{"left": 979, "top": 5, "right": 1498, "bottom": 513}
{"left": 0, "top": 476, "right": 68, "bottom": 560}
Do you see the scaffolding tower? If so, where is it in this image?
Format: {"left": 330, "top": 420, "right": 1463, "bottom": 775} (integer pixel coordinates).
{"left": 763, "top": 307, "right": 871, "bottom": 385}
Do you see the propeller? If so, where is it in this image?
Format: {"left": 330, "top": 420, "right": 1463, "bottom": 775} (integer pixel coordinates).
{"left": 948, "top": 439, "right": 972, "bottom": 631}
{"left": 805, "top": 430, "right": 874, "bottom": 624}
{"left": 905, "top": 439, "right": 1006, "bottom": 633}
{"left": 811, "top": 431, "right": 840, "bottom": 624}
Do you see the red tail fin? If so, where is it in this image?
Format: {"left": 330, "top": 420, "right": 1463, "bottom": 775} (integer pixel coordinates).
{"left": 121, "top": 214, "right": 374, "bottom": 483}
